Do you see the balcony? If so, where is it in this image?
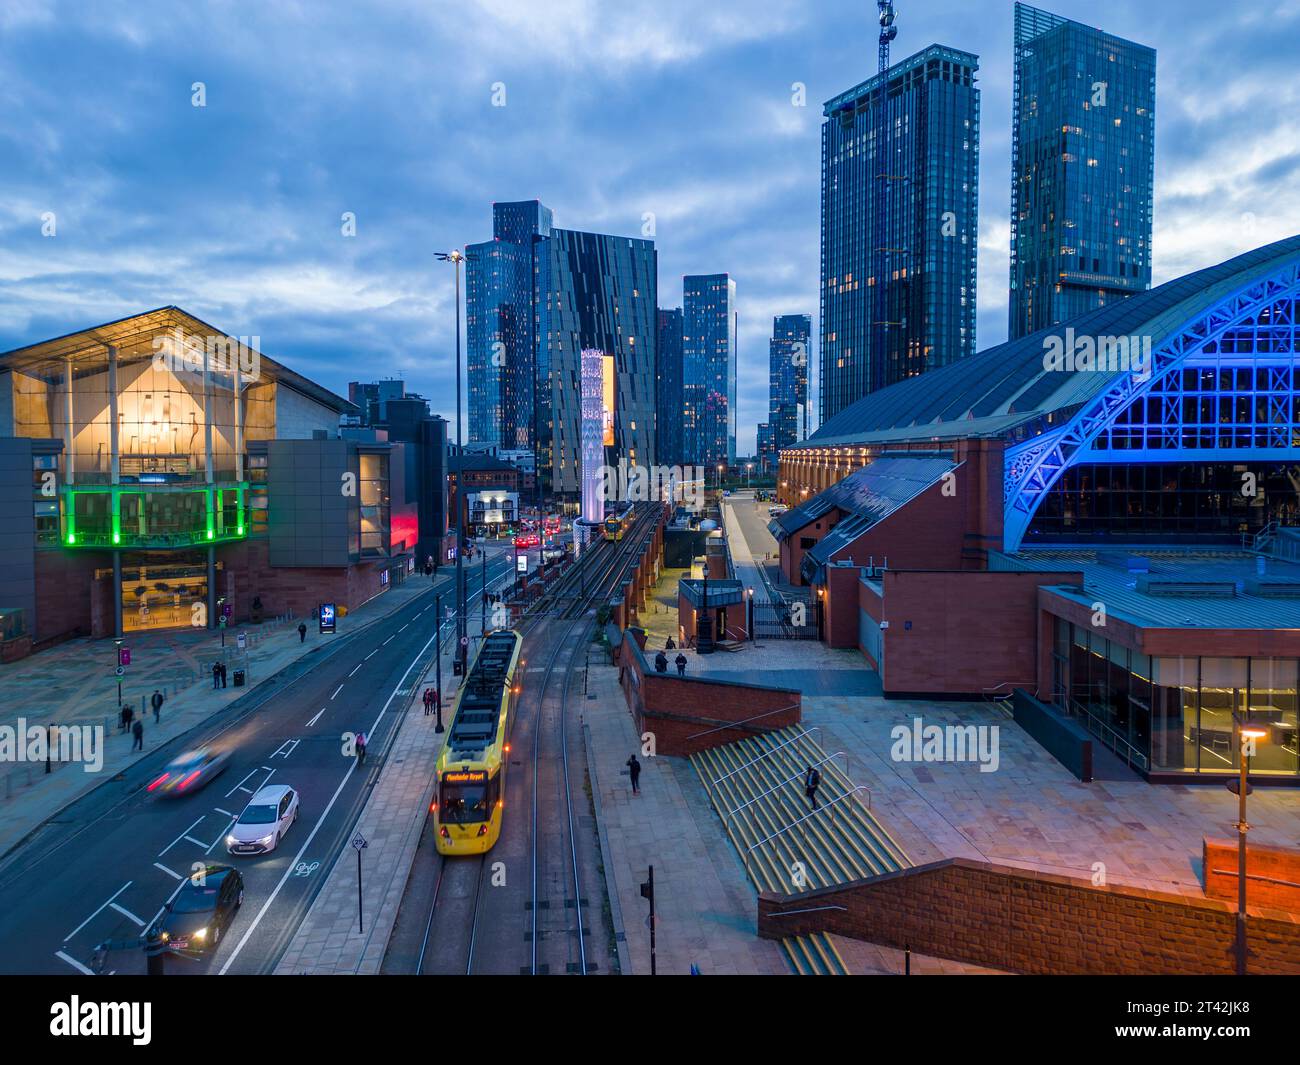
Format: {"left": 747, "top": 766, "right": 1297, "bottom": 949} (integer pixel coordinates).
{"left": 61, "top": 482, "right": 249, "bottom": 549}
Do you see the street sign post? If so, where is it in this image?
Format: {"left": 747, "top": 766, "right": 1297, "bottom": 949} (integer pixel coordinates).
{"left": 353, "top": 833, "right": 368, "bottom": 933}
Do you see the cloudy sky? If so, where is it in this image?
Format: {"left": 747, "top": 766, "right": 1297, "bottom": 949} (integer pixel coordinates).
{"left": 3, "top": 0, "right": 1298, "bottom": 454}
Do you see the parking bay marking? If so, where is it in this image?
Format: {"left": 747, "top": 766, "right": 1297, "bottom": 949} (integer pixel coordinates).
{"left": 307, "top": 708, "right": 326, "bottom": 727}
{"left": 65, "top": 881, "right": 133, "bottom": 941}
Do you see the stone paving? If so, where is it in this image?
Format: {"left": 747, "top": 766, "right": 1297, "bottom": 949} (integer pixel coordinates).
{"left": 0, "top": 575, "right": 443, "bottom": 858}
{"left": 582, "top": 642, "right": 788, "bottom": 975}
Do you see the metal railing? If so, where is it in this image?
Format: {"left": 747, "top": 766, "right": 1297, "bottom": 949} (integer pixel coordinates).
{"left": 743, "top": 785, "right": 874, "bottom": 887}
{"left": 722, "top": 750, "right": 852, "bottom": 829}
{"left": 1066, "top": 697, "right": 1149, "bottom": 772}
{"left": 684, "top": 702, "right": 802, "bottom": 743}
{"left": 702, "top": 726, "right": 821, "bottom": 794}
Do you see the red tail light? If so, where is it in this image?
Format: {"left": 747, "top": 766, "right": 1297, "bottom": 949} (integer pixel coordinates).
{"left": 147, "top": 773, "right": 170, "bottom": 792}
{"left": 178, "top": 770, "right": 202, "bottom": 790}
{"left": 439, "top": 826, "right": 450, "bottom": 838}
{"left": 476, "top": 824, "right": 489, "bottom": 837}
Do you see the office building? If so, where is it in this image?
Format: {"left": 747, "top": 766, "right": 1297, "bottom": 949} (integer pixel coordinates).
{"left": 769, "top": 313, "right": 812, "bottom": 450}
{"left": 683, "top": 273, "right": 737, "bottom": 468}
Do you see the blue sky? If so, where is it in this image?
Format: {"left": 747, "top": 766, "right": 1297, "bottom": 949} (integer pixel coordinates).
{"left": 3, "top": 0, "right": 1298, "bottom": 454}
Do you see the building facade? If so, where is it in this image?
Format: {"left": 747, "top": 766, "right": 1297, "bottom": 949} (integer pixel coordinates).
{"left": 0, "top": 308, "right": 417, "bottom": 656}
{"left": 820, "top": 44, "right": 980, "bottom": 423}
{"left": 467, "top": 200, "right": 657, "bottom": 500}
{"left": 769, "top": 313, "right": 811, "bottom": 451}
{"left": 1008, "top": 2, "right": 1156, "bottom": 339}
{"left": 656, "top": 307, "right": 684, "bottom": 469}
{"left": 683, "top": 273, "right": 737, "bottom": 468}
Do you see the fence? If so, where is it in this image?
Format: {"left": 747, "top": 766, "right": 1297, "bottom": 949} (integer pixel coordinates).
{"left": 751, "top": 599, "right": 818, "bottom": 640}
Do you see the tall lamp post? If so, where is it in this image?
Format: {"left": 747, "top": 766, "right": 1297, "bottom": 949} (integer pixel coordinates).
{"left": 436, "top": 249, "right": 467, "bottom": 682}
{"left": 1231, "top": 712, "right": 1268, "bottom": 976}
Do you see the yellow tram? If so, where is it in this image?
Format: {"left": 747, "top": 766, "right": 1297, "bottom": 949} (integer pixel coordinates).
{"left": 603, "top": 502, "right": 634, "bottom": 542}
{"left": 432, "top": 629, "right": 522, "bottom": 855}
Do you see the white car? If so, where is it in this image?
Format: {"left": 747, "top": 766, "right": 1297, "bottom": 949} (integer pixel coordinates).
{"left": 226, "top": 784, "right": 299, "bottom": 855}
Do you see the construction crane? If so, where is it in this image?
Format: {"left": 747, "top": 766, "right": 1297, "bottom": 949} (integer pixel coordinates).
{"left": 878, "top": 0, "right": 897, "bottom": 73}
{"left": 872, "top": 1, "right": 900, "bottom": 394}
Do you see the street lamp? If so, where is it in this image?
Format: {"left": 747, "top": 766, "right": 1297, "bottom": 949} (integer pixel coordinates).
{"left": 1231, "top": 711, "right": 1269, "bottom": 976}
{"left": 436, "top": 249, "right": 468, "bottom": 683}
{"left": 745, "top": 462, "right": 753, "bottom": 489}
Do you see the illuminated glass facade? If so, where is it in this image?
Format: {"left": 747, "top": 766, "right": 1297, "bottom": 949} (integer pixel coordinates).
{"left": 820, "top": 44, "right": 979, "bottom": 423}
{"left": 769, "top": 313, "right": 811, "bottom": 451}
{"left": 656, "top": 307, "right": 684, "bottom": 468}
{"left": 1008, "top": 3, "right": 1155, "bottom": 339}
{"left": 683, "top": 273, "right": 736, "bottom": 468}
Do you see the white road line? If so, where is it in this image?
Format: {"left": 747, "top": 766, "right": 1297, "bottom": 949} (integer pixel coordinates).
{"left": 271, "top": 739, "right": 299, "bottom": 759}
{"left": 306, "top": 708, "right": 326, "bottom": 728}
{"left": 348, "top": 663, "right": 362, "bottom": 677}
{"left": 65, "top": 882, "right": 132, "bottom": 941}
{"left": 160, "top": 818, "right": 204, "bottom": 857}
{"left": 331, "top": 684, "right": 344, "bottom": 700}
{"left": 183, "top": 835, "right": 208, "bottom": 848}
{"left": 382, "top": 636, "right": 394, "bottom": 645}
{"left": 364, "top": 649, "right": 377, "bottom": 660}
{"left": 220, "top": 624, "right": 442, "bottom": 975}
{"left": 110, "top": 902, "right": 145, "bottom": 927}
{"left": 225, "top": 768, "right": 261, "bottom": 798}
{"left": 398, "top": 623, "right": 408, "bottom": 632}
{"left": 146, "top": 879, "right": 189, "bottom": 932}
{"left": 56, "top": 951, "right": 94, "bottom": 975}
{"left": 214, "top": 808, "right": 235, "bottom": 818}
{"left": 153, "top": 862, "right": 182, "bottom": 880}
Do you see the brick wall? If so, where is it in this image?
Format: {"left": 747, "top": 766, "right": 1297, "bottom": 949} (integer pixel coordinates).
{"left": 757, "top": 857, "right": 1300, "bottom": 975}
{"left": 616, "top": 633, "right": 799, "bottom": 756}
{"left": 1204, "top": 837, "right": 1300, "bottom": 912}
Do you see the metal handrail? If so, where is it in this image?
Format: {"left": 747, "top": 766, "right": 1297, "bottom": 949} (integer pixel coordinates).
{"left": 703, "top": 727, "right": 821, "bottom": 789}
{"left": 767, "top": 905, "right": 848, "bottom": 917}
{"left": 1066, "top": 697, "right": 1149, "bottom": 771}
{"left": 743, "top": 786, "right": 874, "bottom": 886}
{"left": 685, "top": 702, "right": 802, "bottom": 742}
{"left": 722, "top": 751, "right": 849, "bottom": 828}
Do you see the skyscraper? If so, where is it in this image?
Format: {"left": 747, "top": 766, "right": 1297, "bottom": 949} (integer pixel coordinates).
{"left": 683, "top": 274, "right": 737, "bottom": 468}
{"left": 768, "top": 313, "right": 811, "bottom": 451}
{"left": 467, "top": 201, "right": 657, "bottom": 498}
{"left": 656, "top": 307, "right": 684, "bottom": 468}
{"left": 1008, "top": 3, "right": 1155, "bottom": 338}
{"left": 820, "top": 44, "right": 980, "bottom": 424}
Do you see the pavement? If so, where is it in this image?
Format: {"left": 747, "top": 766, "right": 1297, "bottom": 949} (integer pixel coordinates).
{"left": 581, "top": 641, "right": 788, "bottom": 975}
{"left": 0, "top": 573, "right": 450, "bottom": 860}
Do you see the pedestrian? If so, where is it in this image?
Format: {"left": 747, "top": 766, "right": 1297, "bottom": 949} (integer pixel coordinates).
{"left": 297, "top": 621, "right": 307, "bottom": 643}
{"left": 665, "top": 635, "right": 675, "bottom": 650}
{"left": 804, "top": 764, "right": 821, "bottom": 811}
{"left": 674, "top": 652, "right": 687, "bottom": 677}
{"left": 219, "top": 661, "right": 227, "bottom": 689}
{"left": 118, "top": 704, "right": 128, "bottom": 732}
{"left": 356, "top": 731, "right": 367, "bottom": 766}
{"left": 122, "top": 703, "right": 134, "bottom": 732}
{"left": 150, "top": 689, "right": 164, "bottom": 723}
{"left": 654, "top": 650, "right": 668, "bottom": 674}
{"left": 211, "top": 661, "right": 221, "bottom": 689}
{"left": 131, "top": 717, "right": 144, "bottom": 752}
{"left": 626, "top": 754, "right": 641, "bottom": 795}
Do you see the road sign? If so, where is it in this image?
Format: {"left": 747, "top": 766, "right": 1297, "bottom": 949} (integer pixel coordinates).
{"left": 114, "top": 665, "right": 124, "bottom": 677}
{"left": 219, "top": 615, "right": 227, "bottom": 628}
{"left": 352, "top": 833, "right": 368, "bottom": 851}
{"left": 118, "top": 647, "right": 131, "bottom": 667}
{"left": 236, "top": 632, "right": 247, "bottom": 651}
{"left": 516, "top": 554, "right": 528, "bottom": 573}
{"left": 460, "top": 635, "right": 469, "bottom": 647}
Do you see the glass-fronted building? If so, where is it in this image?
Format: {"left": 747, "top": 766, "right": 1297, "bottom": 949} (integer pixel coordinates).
{"left": 467, "top": 201, "right": 657, "bottom": 500}
{"left": 769, "top": 313, "right": 811, "bottom": 451}
{"left": 820, "top": 44, "right": 980, "bottom": 423}
{"left": 1008, "top": 2, "right": 1156, "bottom": 339}
{"left": 656, "top": 307, "right": 684, "bottom": 469}
{"left": 683, "top": 273, "right": 737, "bottom": 468}
{"left": 0, "top": 308, "right": 416, "bottom": 654}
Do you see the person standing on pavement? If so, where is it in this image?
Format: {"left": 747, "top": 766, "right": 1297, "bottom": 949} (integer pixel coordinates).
{"left": 674, "top": 652, "right": 687, "bottom": 677}
{"left": 150, "top": 689, "right": 164, "bottom": 723}
{"left": 297, "top": 621, "right": 307, "bottom": 643}
{"left": 119, "top": 704, "right": 129, "bottom": 732}
{"left": 654, "top": 650, "right": 668, "bottom": 674}
{"left": 626, "top": 754, "right": 641, "bottom": 795}
{"left": 122, "top": 703, "right": 134, "bottom": 733}
{"left": 131, "top": 717, "right": 144, "bottom": 752}
{"left": 211, "top": 661, "right": 221, "bottom": 689}
{"left": 218, "top": 661, "right": 227, "bottom": 689}
{"left": 804, "top": 764, "right": 821, "bottom": 811}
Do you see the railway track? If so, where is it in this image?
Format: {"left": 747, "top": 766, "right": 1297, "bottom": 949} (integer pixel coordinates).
{"left": 415, "top": 503, "right": 661, "bottom": 976}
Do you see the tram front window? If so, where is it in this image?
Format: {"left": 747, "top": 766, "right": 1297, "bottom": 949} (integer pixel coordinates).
{"left": 440, "top": 776, "right": 489, "bottom": 823}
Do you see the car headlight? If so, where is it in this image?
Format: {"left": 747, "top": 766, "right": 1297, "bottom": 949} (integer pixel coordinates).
{"left": 192, "top": 927, "right": 207, "bottom": 941}
{"left": 226, "top": 835, "right": 238, "bottom": 847}
{"left": 257, "top": 833, "right": 275, "bottom": 845}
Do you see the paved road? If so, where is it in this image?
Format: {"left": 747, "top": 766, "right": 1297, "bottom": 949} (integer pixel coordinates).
{"left": 0, "top": 553, "right": 514, "bottom": 976}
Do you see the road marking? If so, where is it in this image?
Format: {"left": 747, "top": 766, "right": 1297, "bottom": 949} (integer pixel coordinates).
{"left": 110, "top": 902, "right": 145, "bottom": 927}
{"left": 398, "top": 623, "right": 408, "bottom": 632}
{"left": 348, "top": 663, "right": 362, "bottom": 677}
{"left": 214, "top": 808, "right": 235, "bottom": 818}
{"left": 220, "top": 624, "right": 442, "bottom": 975}
{"left": 364, "top": 649, "right": 377, "bottom": 660}
{"left": 183, "top": 835, "right": 208, "bottom": 848}
{"left": 225, "top": 768, "right": 262, "bottom": 798}
{"left": 331, "top": 684, "right": 344, "bottom": 700}
{"left": 65, "top": 881, "right": 132, "bottom": 941}
{"left": 306, "top": 708, "right": 326, "bottom": 727}
{"left": 153, "top": 862, "right": 182, "bottom": 880}
{"left": 146, "top": 878, "right": 189, "bottom": 931}
{"left": 271, "top": 739, "right": 299, "bottom": 759}
{"left": 382, "top": 636, "right": 394, "bottom": 645}
{"left": 160, "top": 818, "right": 204, "bottom": 856}
{"left": 56, "top": 951, "right": 94, "bottom": 975}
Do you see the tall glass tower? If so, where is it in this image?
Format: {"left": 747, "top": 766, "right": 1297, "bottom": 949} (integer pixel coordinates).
{"left": 683, "top": 274, "right": 737, "bottom": 468}
{"left": 769, "top": 313, "right": 811, "bottom": 451}
{"left": 820, "top": 44, "right": 980, "bottom": 423}
{"left": 656, "top": 307, "right": 684, "bottom": 468}
{"left": 1008, "top": 3, "right": 1156, "bottom": 339}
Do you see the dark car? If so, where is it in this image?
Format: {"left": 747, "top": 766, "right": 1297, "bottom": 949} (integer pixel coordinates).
{"left": 147, "top": 864, "right": 244, "bottom": 956}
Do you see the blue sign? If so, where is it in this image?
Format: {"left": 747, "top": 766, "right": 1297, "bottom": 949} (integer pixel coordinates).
{"left": 320, "top": 602, "right": 337, "bottom": 634}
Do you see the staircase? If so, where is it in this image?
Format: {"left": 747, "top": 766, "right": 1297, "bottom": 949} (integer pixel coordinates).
{"left": 690, "top": 726, "right": 911, "bottom": 974}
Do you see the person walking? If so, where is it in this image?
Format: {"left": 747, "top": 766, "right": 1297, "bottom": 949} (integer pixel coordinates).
{"left": 122, "top": 703, "right": 134, "bottom": 733}
{"left": 211, "top": 661, "right": 221, "bottom": 689}
{"left": 665, "top": 635, "right": 675, "bottom": 650}
{"left": 297, "top": 621, "right": 307, "bottom": 643}
{"left": 654, "top": 650, "right": 668, "bottom": 674}
{"left": 804, "top": 764, "right": 821, "bottom": 811}
{"left": 674, "top": 652, "right": 687, "bottom": 677}
{"left": 218, "top": 661, "right": 227, "bottom": 689}
{"left": 625, "top": 754, "right": 641, "bottom": 795}
{"left": 131, "top": 717, "right": 144, "bottom": 752}
{"left": 356, "top": 731, "right": 368, "bottom": 767}
{"left": 150, "top": 689, "right": 164, "bottom": 723}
